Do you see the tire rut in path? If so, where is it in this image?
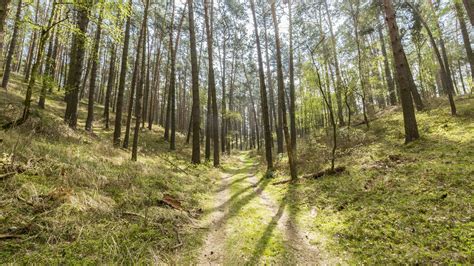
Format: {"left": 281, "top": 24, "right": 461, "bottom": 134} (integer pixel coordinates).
{"left": 197, "top": 155, "right": 330, "bottom": 264}
{"left": 245, "top": 172, "right": 323, "bottom": 264}
{"left": 197, "top": 171, "right": 232, "bottom": 265}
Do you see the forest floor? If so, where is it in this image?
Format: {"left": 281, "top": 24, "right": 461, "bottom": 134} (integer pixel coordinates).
{"left": 0, "top": 74, "right": 473, "bottom": 264}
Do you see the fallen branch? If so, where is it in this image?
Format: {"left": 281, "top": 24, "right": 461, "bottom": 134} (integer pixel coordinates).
{"left": 0, "top": 172, "right": 16, "bottom": 180}
{"left": 302, "top": 166, "right": 346, "bottom": 179}
{"left": 0, "top": 234, "right": 22, "bottom": 240}
{"left": 158, "top": 155, "right": 190, "bottom": 176}
{"left": 273, "top": 167, "right": 346, "bottom": 185}
{"left": 272, "top": 179, "right": 301, "bottom": 186}
{"left": 16, "top": 194, "right": 34, "bottom": 206}
{"left": 122, "top": 211, "right": 146, "bottom": 219}
{"left": 171, "top": 226, "right": 183, "bottom": 249}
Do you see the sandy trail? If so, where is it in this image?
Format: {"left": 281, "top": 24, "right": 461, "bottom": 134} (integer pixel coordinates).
{"left": 197, "top": 154, "right": 333, "bottom": 265}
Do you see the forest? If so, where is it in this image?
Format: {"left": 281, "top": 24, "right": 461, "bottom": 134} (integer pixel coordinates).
{"left": 0, "top": 0, "right": 473, "bottom": 264}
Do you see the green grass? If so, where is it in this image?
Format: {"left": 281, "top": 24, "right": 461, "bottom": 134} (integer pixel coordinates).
{"left": 0, "top": 74, "right": 219, "bottom": 264}
{"left": 218, "top": 153, "right": 293, "bottom": 264}
{"left": 1, "top": 72, "right": 473, "bottom": 264}
{"left": 263, "top": 96, "right": 474, "bottom": 264}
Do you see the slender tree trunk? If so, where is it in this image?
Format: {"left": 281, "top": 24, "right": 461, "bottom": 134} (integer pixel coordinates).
{"left": 323, "top": 0, "right": 345, "bottom": 126}
{"left": 113, "top": 0, "right": 132, "bottom": 146}
{"left": 188, "top": 0, "right": 201, "bottom": 164}
{"left": 263, "top": 14, "right": 280, "bottom": 152}
{"left": 169, "top": 2, "right": 186, "bottom": 150}
{"left": 204, "top": 0, "right": 219, "bottom": 167}
{"left": 377, "top": 24, "right": 397, "bottom": 105}
{"left": 463, "top": 0, "right": 474, "bottom": 26}
{"left": 250, "top": 0, "right": 273, "bottom": 171}
{"left": 39, "top": 9, "right": 59, "bottom": 107}
{"left": 455, "top": 1, "right": 474, "bottom": 90}
{"left": 383, "top": 0, "right": 420, "bottom": 143}
{"left": 11, "top": 1, "right": 57, "bottom": 127}
{"left": 24, "top": 0, "right": 40, "bottom": 82}
{"left": 104, "top": 45, "right": 116, "bottom": 130}
{"left": 1, "top": 0, "right": 22, "bottom": 89}
{"left": 288, "top": 1, "right": 297, "bottom": 151}
{"left": 132, "top": 0, "right": 149, "bottom": 161}
{"left": 0, "top": 0, "right": 12, "bottom": 69}
{"left": 123, "top": 27, "right": 143, "bottom": 148}
{"left": 64, "top": 1, "right": 91, "bottom": 129}
{"left": 221, "top": 35, "right": 227, "bottom": 154}
{"left": 408, "top": 2, "right": 456, "bottom": 115}
{"left": 85, "top": 7, "right": 103, "bottom": 132}
{"left": 142, "top": 39, "right": 152, "bottom": 129}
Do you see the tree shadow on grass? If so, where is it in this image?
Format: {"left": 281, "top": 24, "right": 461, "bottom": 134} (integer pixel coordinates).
{"left": 248, "top": 182, "right": 303, "bottom": 264}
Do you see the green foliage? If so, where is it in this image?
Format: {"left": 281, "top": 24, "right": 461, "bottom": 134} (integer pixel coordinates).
{"left": 264, "top": 96, "right": 474, "bottom": 264}
{"left": 0, "top": 77, "right": 218, "bottom": 264}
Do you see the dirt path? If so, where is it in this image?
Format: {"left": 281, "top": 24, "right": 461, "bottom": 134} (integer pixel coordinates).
{"left": 197, "top": 172, "right": 232, "bottom": 264}
{"left": 197, "top": 152, "right": 334, "bottom": 265}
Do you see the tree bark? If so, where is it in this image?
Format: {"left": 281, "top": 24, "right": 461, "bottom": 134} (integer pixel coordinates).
{"left": 250, "top": 0, "right": 273, "bottom": 171}
{"left": 323, "top": 0, "right": 345, "bottom": 126}
{"left": 377, "top": 23, "right": 397, "bottom": 105}
{"left": 132, "top": 0, "right": 149, "bottom": 161}
{"left": 104, "top": 44, "right": 116, "bottom": 130}
{"left": 64, "top": 0, "right": 91, "bottom": 129}
{"left": 288, "top": 1, "right": 297, "bottom": 151}
{"left": 85, "top": 6, "right": 103, "bottom": 132}
{"left": 455, "top": 1, "right": 474, "bottom": 91}
{"left": 188, "top": 0, "right": 201, "bottom": 164}
{"left": 204, "top": 0, "right": 219, "bottom": 167}
{"left": 0, "top": 0, "right": 12, "bottom": 69}
{"left": 263, "top": 13, "right": 280, "bottom": 153}
{"left": 408, "top": 2, "right": 456, "bottom": 115}
{"left": 463, "top": 0, "right": 474, "bottom": 26}
{"left": 383, "top": 0, "right": 419, "bottom": 143}
{"left": 113, "top": 0, "right": 132, "bottom": 146}
{"left": 1, "top": 0, "right": 22, "bottom": 90}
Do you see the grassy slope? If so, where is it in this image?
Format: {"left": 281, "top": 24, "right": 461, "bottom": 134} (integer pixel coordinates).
{"left": 265, "top": 96, "right": 474, "bottom": 264}
{"left": 0, "top": 74, "right": 218, "bottom": 264}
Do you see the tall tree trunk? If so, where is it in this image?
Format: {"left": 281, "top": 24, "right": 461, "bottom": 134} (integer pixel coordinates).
{"left": 9, "top": 1, "right": 57, "bottom": 127}
{"left": 132, "top": 0, "right": 149, "bottom": 161}
{"left": 113, "top": 0, "right": 132, "bottom": 146}
{"left": 349, "top": 2, "right": 371, "bottom": 129}
{"left": 263, "top": 13, "right": 280, "bottom": 152}
{"left": 1, "top": 0, "right": 22, "bottom": 89}
{"left": 0, "top": 0, "right": 12, "bottom": 69}
{"left": 39, "top": 9, "right": 59, "bottom": 107}
{"left": 383, "top": 0, "right": 420, "bottom": 143}
{"left": 377, "top": 23, "right": 397, "bottom": 105}
{"left": 85, "top": 6, "right": 103, "bottom": 132}
{"left": 288, "top": 1, "right": 297, "bottom": 151}
{"left": 250, "top": 0, "right": 273, "bottom": 171}
{"left": 463, "top": 0, "right": 474, "bottom": 26}
{"left": 323, "top": 0, "right": 345, "bottom": 126}
{"left": 221, "top": 33, "right": 227, "bottom": 154}
{"left": 408, "top": 2, "right": 456, "bottom": 115}
{"left": 204, "top": 0, "right": 219, "bottom": 167}
{"left": 169, "top": 2, "right": 186, "bottom": 150}
{"left": 24, "top": 0, "right": 40, "bottom": 82}
{"left": 64, "top": 0, "right": 91, "bottom": 129}
{"left": 104, "top": 44, "right": 116, "bottom": 130}
{"left": 142, "top": 37, "right": 151, "bottom": 128}
{"left": 455, "top": 1, "right": 474, "bottom": 91}
{"left": 188, "top": 0, "right": 201, "bottom": 164}
{"left": 123, "top": 25, "right": 143, "bottom": 148}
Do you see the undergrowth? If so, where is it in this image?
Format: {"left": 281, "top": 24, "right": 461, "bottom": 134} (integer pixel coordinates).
{"left": 0, "top": 75, "right": 218, "bottom": 264}
{"left": 265, "top": 96, "right": 474, "bottom": 264}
